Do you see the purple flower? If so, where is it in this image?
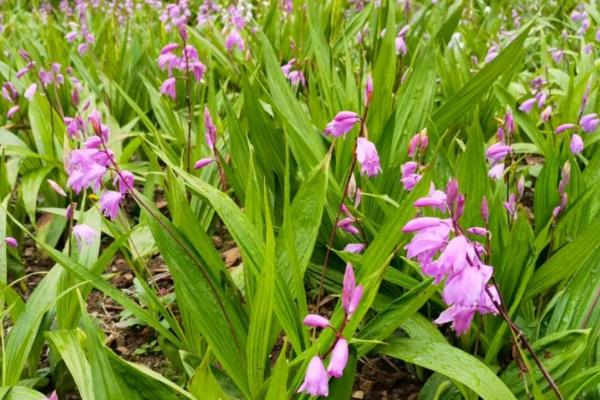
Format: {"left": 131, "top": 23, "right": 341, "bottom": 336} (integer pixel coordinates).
{"left": 298, "top": 356, "right": 329, "bottom": 397}
{"left": 414, "top": 186, "right": 447, "bottom": 209}
{"left": 467, "top": 227, "right": 489, "bottom": 236}
{"left": 47, "top": 179, "right": 67, "bottom": 197}
{"left": 2, "top": 82, "right": 18, "bottom": 101}
{"left": 115, "top": 171, "right": 134, "bottom": 193}
{"left": 303, "top": 314, "right": 331, "bottom": 328}
{"left": 24, "top": 83, "right": 37, "bottom": 100}
{"left": 402, "top": 217, "right": 444, "bottom": 233}
{"left": 4, "top": 237, "right": 18, "bottom": 248}
{"left": 281, "top": 59, "right": 306, "bottom": 87}
{"left": 225, "top": 29, "right": 244, "bottom": 52}
{"left": 337, "top": 217, "right": 359, "bottom": 235}
{"left": 580, "top": 113, "right": 599, "bottom": 133}
{"left": 342, "top": 264, "right": 363, "bottom": 315}
{"left": 504, "top": 193, "right": 517, "bottom": 219}
{"left": 160, "top": 77, "right": 177, "bottom": 100}
{"left": 485, "top": 143, "right": 512, "bottom": 164}
{"left": 355, "top": 138, "right": 381, "bottom": 177}
{"left": 443, "top": 264, "right": 492, "bottom": 306}
{"left": 194, "top": 157, "right": 215, "bottom": 170}
{"left": 327, "top": 338, "right": 349, "bottom": 378}
{"left": 73, "top": 224, "right": 97, "bottom": 250}
{"left": 7, "top": 105, "right": 20, "bottom": 119}
{"left": 555, "top": 123, "right": 576, "bottom": 134}
{"left": 364, "top": 74, "right": 373, "bottom": 106}
{"left": 343, "top": 243, "right": 365, "bottom": 253}
{"left": 481, "top": 196, "right": 489, "bottom": 224}
{"left": 66, "top": 149, "right": 109, "bottom": 193}
{"left": 551, "top": 49, "right": 564, "bottom": 64}
{"left": 204, "top": 107, "right": 217, "bottom": 151}
{"left": 99, "top": 191, "right": 123, "bottom": 220}
{"left": 518, "top": 98, "right": 536, "bottom": 113}
{"left": 570, "top": 134, "right": 584, "bottom": 155}
{"left": 487, "top": 163, "right": 505, "bottom": 181}
{"left": 401, "top": 161, "right": 421, "bottom": 191}
{"left": 408, "top": 130, "right": 428, "bottom": 157}
{"left": 541, "top": 106, "right": 552, "bottom": 122}
{"left": 434, "top": 305, "right": 476, "bottom": 335}
{"left": 324, "top": 111, "right": 361, "bottom": 137}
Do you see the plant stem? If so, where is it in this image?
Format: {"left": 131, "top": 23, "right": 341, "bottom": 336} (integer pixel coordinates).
{"left": 181, "top": 33, "right": 194, "bottom": 173}
{"left": 485, "top": 285, "right": 563, "bottom": 400}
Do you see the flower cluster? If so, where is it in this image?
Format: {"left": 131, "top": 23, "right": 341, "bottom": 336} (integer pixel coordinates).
{"left": 281, "top": 59, "right": 306, "bottom": 86}
{"left": 555, "top": 113, "right": 598, "bottom": 155}
{"left": 64, "top": 1, "right": 96, "bottom": 54}
{"left": 402, "top": 180, "right": 499, "bottom": 335}
{"left": 159, "top": 0, "right": 191, "bottom": 32}
{"left": 157, "top": 42, "right": 206, "bottom": 100}
{"left": 299, "top": 264, "right": 364, "bottom": 397}
{"left": 519, "top": 77, "right": 547, "bottom": 115}
{"left": 63, "top": 110, "right": 134, "bottom": 222}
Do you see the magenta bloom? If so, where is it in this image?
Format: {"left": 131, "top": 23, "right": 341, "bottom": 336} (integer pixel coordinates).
{"left": 99, "top": 191, "right": 123, "bottom": 220}
{"left": 555, "top": 123, "right": 576, "bottom": 134}
{"left": 343, "top": 243, "right": 365, "bottom": 253}
{"left": 364, "top": 74, "right": 373, "bottom": 106}
{"left": 487, "top": 163, "right": 505, "bottom": 181}
{"left": 580, "top": 113, "right": 599, "bottom": 133}
{"left": 303, "top": 314, "right": 331, "bottom": 328}
{"left": 356, "top": 138, "right": 381, "bottom": 177}
{"left": 204, "top": 107, "right": 217, "bottom": 151}
{"left": 7, "top": 105, "right": 20, "bottom": 119}
{"left": 401, "top": 161, "right": 421, "bottom": 191}
{"left": 4, "top": 237, "right": 18, "bottom": 248}
{"left": 73, "top": 224, "right": 97, "bottom": 250}
{"left": 337, "top": 217, "right": 359, "bottom": 235}
{"left": 66, "top": 149, "right": 109, "bottom": 193}
{"left": 434, "top": 305, "right": 476, "bottom": 336}
{"left": 414, "top": 186, "right": 447, "bottom": 209}
{"left": 402, "top": 217, "right": 443, "bottom": 233}
{"left": 342, "top": 264, "right": 363, "bottom": 315}
{"left": 324, "top": 111, "right": 360, "bottom": 137}
{"left": 443, "top": 264, "right": 492, "bottom": 307}
{"left": 298, "top": 356, "right": 329, "bottom": 397}
{"left": 541, "top": 106, "right": 552, "bottom": 122}
{"left": 115, "top": 171, "right": 135, "bottom": 193}
{"left": 570, "top": 134, "right": 584, "bottom": 155}
{"left": 160, "top": 77, "right": 177, "bottom": 100}
{"left": 327, "top": 338, "right": 349, "bottom": 378}
{"left": 281, "top": 59, "right": 306, "bottom": 87}
{"left": 518, "top": 98, "right": 536, "bottom": 113}
{"left": 194, "top": 157, "right": 215, "bottom": 170}
{"left": 485, "top": 143, "right": 512, "bottom": 164}
{"left": 23, "top": 83, "right": 37, "bottom": 100}
{"left": 225, "top": 29, "right": 244, "bottom": 52}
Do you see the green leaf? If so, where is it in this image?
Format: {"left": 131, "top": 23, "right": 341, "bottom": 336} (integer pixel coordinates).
{"left": 381, "top": 338, "right": 517, "bottom": 400}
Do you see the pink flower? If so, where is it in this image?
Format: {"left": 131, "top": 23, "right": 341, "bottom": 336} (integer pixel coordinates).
{"left": 337, "top": 217, "right": 359, "bottom": 235}
{"left": 485, "top": 143, "right": 511, "bottom": 164}
{"left": 580, "top": 113, "right": 599, "bottom": 133}
{"left": 434, "top": 305, "right": 476, "bottom": 335}
{"left": 73, "top": 224, "right": 97, "bottom": 250}
{"left": 408, "top": 130, "right": 428, "bottom": 157}
{"left": 518, "top": 98, "right": 536, "bottom": 113}
{"left": 160, "top": 77, "right": 177, "bottom": 100}
{"left": 225, "top": 29, "right": 244, "bottom": 52}
{"left": 400, "top": 161, "right": 421, "bottom": 191}
{"left": 47, "top": 179, "right": 67, "bottom": 197}
{"left": 570, "top": 134, "right": 584, "bottom": 155}
{"left": 66, "top": 149, "right": 108, "bottom": 193}
{"left": 98, "top": 191, "right": 123, "bottom": 220}
{"left": 194, "top": 157, "right": 215, "bottom": 170}
{"left": 343, "top": 243, "right": 365, "bottom": 253}
{"left": 541, "top": 106, "right": 552, "bottom": 122}
{"left": 487, "top": 163, "right": 505, "bottom": 180}
{"left": 23, "top": 83, "right": 37, "bottom": 100}
{"left": 7, "top": 105, "right": 20, "bottom": 119}
{"left": 355, "top": 138, "right": 381, "bottom": 177}
{"left": 303, "top": 314, "right": 331, "bottom": 328}
{"left": 402, "top": 217, "right": 443, "bottom": 233}
{"left": 115, "top": 170, "right": 134, "bottom": 193}
{"left": 4, "top": 237, "right": 18, "bottom": 248}
{"left": 414, "top": 185, "right": 447, "bottom": 209}
{"left": 555, "top": 123, "right": 576, "bottom": 134}
{"left": 298, "top": 356, "right": 329, "bottom": 397}
{"left": 204, "top": 107, "right": 217, "bottom": 151}
{"left": 364, "top": 74, "right": 373, "bottom": 106}
{"left": 327, "top": 338, "right": 349, "bottom": 378}
{"left": 342, "top": 264, "right": 363, "bottom": 315}
{"left": 324, "top": 111, "right": 360, "bottom": 137}
{"left": 47, "top": 391, "right": 58, "bottom": 400}
{"left": 443, "top": 264, "right": 492, "bottom": 307}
